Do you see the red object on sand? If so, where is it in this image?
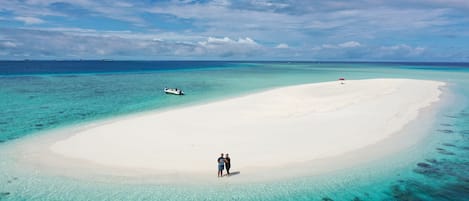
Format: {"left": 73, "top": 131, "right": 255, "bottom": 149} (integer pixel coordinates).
{"left": 339, "top": 78, "right": 345, "bottom": 80}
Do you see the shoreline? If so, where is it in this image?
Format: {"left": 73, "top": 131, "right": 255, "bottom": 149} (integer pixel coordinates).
{"left": 6, "top": 78, "right": 447, "bottom": 183}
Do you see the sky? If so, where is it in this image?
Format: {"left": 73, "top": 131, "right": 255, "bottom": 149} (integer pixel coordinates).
{"left": 1, "top": 0, "right": 469, "bottom": 61}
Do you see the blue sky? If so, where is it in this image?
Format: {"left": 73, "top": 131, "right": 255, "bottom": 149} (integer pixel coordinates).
{"left": 1, "top": 0, "right": 469, "bottom": 61}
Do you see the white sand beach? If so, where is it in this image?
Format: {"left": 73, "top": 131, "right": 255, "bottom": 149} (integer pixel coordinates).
{"left": 8, "top": 78, "right": 446, "bottom": 182}
{"left": 32, "top": 78, "right": 442, "bottom": 175}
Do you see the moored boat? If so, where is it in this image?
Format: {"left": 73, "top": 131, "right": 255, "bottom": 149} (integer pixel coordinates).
{"left": 164, "top": 88, "right": 184, "bottom": 95}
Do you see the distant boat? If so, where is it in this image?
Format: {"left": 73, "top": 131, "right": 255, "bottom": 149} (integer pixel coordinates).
{"left": 339, "top": 77, "right": 345, "bottom": 84}
{"left": 164, "top": 88, "right": 184, "bottom": 95}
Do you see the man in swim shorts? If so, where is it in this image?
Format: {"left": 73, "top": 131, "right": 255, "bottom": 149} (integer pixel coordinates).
{"left": 217, "top": 153, "right": 225, "bottom": 177}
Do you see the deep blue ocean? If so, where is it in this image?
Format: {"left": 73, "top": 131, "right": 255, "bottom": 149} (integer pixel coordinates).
{"left": 0, "top": 61, "right": 468, "bottom": 200}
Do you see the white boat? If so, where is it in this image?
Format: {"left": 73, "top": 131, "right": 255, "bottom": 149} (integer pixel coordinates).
{"left": 164, "top": 88, "right": 184, "bottom": 95}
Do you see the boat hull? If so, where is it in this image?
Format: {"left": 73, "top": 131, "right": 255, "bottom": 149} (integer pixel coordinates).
{"left": 164, "top": 88, "right": 184, "bottom": 95}
{"left": 165, "top": 91, "right": 184, "bottom": 95}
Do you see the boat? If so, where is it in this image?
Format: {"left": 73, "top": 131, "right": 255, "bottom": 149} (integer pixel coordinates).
{"left": 164, "top": 88, "right": 184, "bottom": 95}
{"left": 338, "top": 77, "right": 345, "bottom": 84}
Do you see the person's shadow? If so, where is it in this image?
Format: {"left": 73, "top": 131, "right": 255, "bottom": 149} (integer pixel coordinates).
{"left": 227, "top": 171, "right": 240, "bottom": 176}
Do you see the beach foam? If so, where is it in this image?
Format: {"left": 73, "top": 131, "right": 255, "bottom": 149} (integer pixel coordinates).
{"left": 36, "top": 79, "right": 444, "bottom": 177}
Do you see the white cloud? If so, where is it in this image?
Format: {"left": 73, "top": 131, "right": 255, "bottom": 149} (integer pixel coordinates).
{"left": 0, "top": 0, "right": 466, "bottom": 61}
{"left": 1, "top": 41, "right": 17, "bottom": 48}
{"left": 211, "top": 0, "right": 231, "bottom": 6}
{"left": 0, "top": 29, "right": 267, "bottom": 59}
{"left": 338, "top": 41, "right": 361, "bottom": 48}
{"left": 14, "top": 16, "right": 44, "bottom": 24}
{"left": 321, "top": 44, "right": 337, "bottom": 49}
{"left": 197, "top": 36, "right": 261, "bottom": 57}
{"left": 275, "top": 43, "right": 289, "bottom": 49}
{"left": 378, "top": 44, "right": 425, "bottom": 57}
{"left": 311, "top": 46, "right": 322, "bottom": 51}
{"left": 114, "top": 1, "right": 133, "bottom": 8}
{"left": 146, "top": 2, "right": 308, "bottom": 42}
{"left": 250, "top": 0, "right": 290, "bottom": 10}
{"left": 198, "top": 37, "right": 259, "bottom": 48}
{"left": 314, "top": 41, "right": 361, "bottom": 50}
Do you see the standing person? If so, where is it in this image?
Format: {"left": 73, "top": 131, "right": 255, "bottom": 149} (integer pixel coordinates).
{"left": 225, "top": 153, "right": 231, "bottom": 175}
{"left": 217, "top": 153, "right": 225, "bottom": 177}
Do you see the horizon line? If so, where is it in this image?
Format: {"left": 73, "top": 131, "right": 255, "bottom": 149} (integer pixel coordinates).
{"left": 1, "top": 59, "right": 469, "bottom": 64}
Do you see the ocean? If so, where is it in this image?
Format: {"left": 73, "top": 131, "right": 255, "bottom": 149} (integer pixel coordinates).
{"left": 0, "top": 61, "right": 468, "bottom": 200}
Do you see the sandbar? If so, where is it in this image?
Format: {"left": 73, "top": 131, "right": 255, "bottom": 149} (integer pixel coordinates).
{"left": 41, "top": 79, "right": 444, "bottom": 176}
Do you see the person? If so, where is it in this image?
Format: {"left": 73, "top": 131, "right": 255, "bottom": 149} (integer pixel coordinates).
{"left": 225, "top": 153, "right": 231, "bottom": 175}
{"left": 217, "top": 153, "right": 225, "bottom": 177}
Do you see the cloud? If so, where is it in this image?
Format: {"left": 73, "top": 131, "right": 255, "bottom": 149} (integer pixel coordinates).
{"left": 4, "top": 1, "right": 144, "bottom": 26}
{"left": 198, "top": 37, "right": 259, "bottom": 47}
{"left": 146, "top": 1, "right": 310, "bottom": 42}
{"left": 0, "top": 28, "right": 453, "bottom": 61}
{"left": 250, "top": 0, "right": 289, "bottom": 10}
{"left": 1, "top": 41, "right": 18, "bottom": 48}
{"left": 321, "top": 44, "right": 336, "bottom": 49}
{"left": 0, "top": 1, "right": 468, "bottom": 60}
{"left": 275, "top": 43, "right": 289, "bottom": 49}
{"left": 377, "top": 44, "right": 426, "bottom": 57}
{"left": 308, "top": 41, "right": 431, "bottom": 61}
{"left": 0, "top": 28, "right": 265, "bottom": 59}
{"left": 314, "top": 41, "right": 362, "bottom": 50}
{"left": 0, "top": 28, "right": 188, "bottom": 59}
{"left": 338, "top": 41, "right": 361, "bottom": 48}
{"left": 197, "top": 37, "right": 261, "bottom": 57}
{"left": 114, "top": 1, "right": 133, "bottom": 8}
{"left": 14, "top": 16, "right": 44, "bottom": 24}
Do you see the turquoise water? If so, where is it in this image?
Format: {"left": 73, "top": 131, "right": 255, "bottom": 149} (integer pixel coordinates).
{"left": 0, "top": 61, "right": 469, "bottom": 200}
